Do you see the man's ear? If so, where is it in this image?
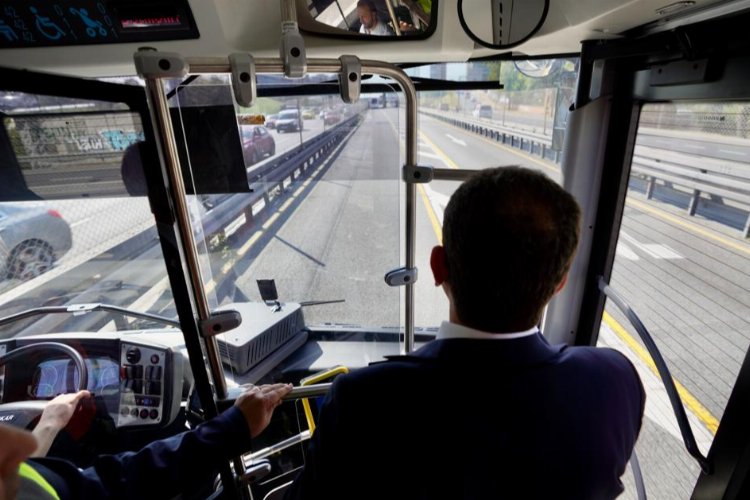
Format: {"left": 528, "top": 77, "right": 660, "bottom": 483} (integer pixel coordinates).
{"left": 430, "top": 246, "right": 448, "bottom": 286}
{"left": 554, "top": 273, "right": 569, "bottom": 294}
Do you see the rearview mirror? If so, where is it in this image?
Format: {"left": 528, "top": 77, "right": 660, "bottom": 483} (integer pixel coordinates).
{"left": 458, "top": 0, "right": 549, "bottom": 49}
{"left": 297, "top": 0, "right": 435, "bottom": 38}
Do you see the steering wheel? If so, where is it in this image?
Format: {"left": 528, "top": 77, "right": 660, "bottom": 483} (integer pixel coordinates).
{"left": 0, "top": 342, "right": 89, "bottom": 429}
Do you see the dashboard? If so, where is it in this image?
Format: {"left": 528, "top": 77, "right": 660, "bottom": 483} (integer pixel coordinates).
{"left": 0, "top": 335, "right": 183, "bottom": 429}
{"left": 31, "top": 357, "right": 120, "bottom": 398}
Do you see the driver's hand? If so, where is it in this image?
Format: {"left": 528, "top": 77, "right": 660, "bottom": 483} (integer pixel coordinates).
{"left": 31, "top": 390, "right": 91, "bottom": 457}
{"left": 234, "top": 384, "right": 292, "bottom": 438}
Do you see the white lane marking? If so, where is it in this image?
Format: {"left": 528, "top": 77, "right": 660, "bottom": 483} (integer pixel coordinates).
{"left": 620, "top": 231, "right": 683, "bottom": 260}
{"left": 718, "top": 148, "right": 747, "bottom": 157}
{"left": 445, "top": 134, "right": 467, "bottom": 147}
{"left": 642, "top": 243, "right": 683, "bottom": 259}
{"left": 418, "top": 151, "right": 442, "bottom": 160}
{"left": 422, "top": 184, "right": 449, "bottom": 225}
{"left": 70, "top": 217, "right": 92, "bottom": 228}
{"left": 616, "top": 242, "right": 640, "bottom": 261}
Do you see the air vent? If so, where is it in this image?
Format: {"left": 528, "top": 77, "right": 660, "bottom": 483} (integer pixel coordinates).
{"left": 215, "top": 302, "right": 305, "bottom": 374}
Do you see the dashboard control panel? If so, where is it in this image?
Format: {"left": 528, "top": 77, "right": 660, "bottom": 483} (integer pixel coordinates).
{"left": 118, "top": 342, "right": 168, "bottom": 427}
{"left": 0, "top": 335, "right": 181, "bottom": 430}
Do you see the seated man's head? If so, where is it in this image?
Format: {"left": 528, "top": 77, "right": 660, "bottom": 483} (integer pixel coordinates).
{"left": 357, "top": 0, "right": 380, "bottom": 30}
{"left": 431, "top": 166, "right": 581, "bottom": 333}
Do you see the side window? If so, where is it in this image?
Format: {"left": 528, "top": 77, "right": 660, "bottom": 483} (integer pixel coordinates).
{"left": 598, "top": 101, "right": 750, "bottom": 498}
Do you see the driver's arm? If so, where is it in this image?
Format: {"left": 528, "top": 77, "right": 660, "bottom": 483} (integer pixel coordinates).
{"left": 31, "top": 391, "right": 91, "bottom": 458}
{"left": 29, "top": 383, "right": 290, "bottom": 498}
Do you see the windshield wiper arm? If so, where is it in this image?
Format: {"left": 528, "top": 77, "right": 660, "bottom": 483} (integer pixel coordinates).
{"left": 299, "top": 299, "right": 346, "bottom": 307}
{"left": 0, "top": 303, "right": 180, "bottom": 329}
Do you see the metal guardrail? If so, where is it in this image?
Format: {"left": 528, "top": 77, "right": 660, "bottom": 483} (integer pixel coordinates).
{"left": 598, "top": 276, "right": 712, "bottom": 474}
{"left": 632, "top": 143, "right": 750, "bottom": 237}
{"left": 421, "top": 109, "right": 750, "bottom": 238}
{"left": 421, "top": 108, "right": 560, "bottom": 163}
{"left": 200, "top": 115, "right": 362, "bottom": 243}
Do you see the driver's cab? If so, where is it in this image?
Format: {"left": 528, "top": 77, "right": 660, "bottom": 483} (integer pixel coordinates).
{"left": 2, "top": 0, "right": 750, "bottom": 499}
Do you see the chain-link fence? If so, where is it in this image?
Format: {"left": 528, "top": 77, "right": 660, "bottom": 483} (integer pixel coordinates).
{"left": 640, "top": 103, "right": 750, "bottom": 139}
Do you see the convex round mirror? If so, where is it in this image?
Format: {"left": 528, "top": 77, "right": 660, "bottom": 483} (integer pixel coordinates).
{"left": 458, "top": 0, "right": 549, "bottom": 49}
{"left": 297, "top": 0, "right": 435, "bottom": 38}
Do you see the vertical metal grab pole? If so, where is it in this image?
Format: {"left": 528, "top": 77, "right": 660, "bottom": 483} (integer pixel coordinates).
{"left": 364, "top": 63, "right": 418, "bottom": 353}
{"left": 143, "top": 77, "right": 229, "bottom": 400}
{"left": 142, "top": 75, "right": 250, "bottom": 497}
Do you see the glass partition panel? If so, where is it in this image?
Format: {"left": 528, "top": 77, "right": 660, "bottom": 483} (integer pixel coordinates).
{"left": 408, "top": 59, "right": 578, "bottom": 330}
{"left": 168, "top": 75, "right": 403, "bottom": 386}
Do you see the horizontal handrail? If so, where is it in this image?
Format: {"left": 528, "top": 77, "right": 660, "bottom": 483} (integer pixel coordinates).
{"left": 598, "top": 276, "right": 712, "bottom": 474}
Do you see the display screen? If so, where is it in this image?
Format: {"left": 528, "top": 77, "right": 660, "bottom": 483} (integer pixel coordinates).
{"left": 0, "top": 0, "right": 198, "bottom": 49}
{"left": 31, "top": 357, "right": 120, "bottom": 398}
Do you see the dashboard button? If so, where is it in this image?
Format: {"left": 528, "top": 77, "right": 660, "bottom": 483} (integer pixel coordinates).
{"left": 121, "top": 407, "right": 129, "bottom": 416}
{"left": 146, "top": 382, "right": 162, "bottom": 396}
{"left": 140, "top": 408, "right": 149, "bottom": 419}
{"left": 145, "top": 366, "right": 153, "bottom": 380}
{"left": 150, "top": 354, "right": 159, "bottom": 364}
{"left": 152, "top": 366, "right": 162, "bottom": 380}
{"left": 132, "top": 380, "right": 143, "bottom": 394}
{"left": 131, "top": 407, "right": 139, "bottom": 417}
{"left": 134, "top": 365, "right": 144, "bottom": 379}
{"left": 149, "top": 409, "right": 159, "bottom": 420}
{"left": 125, "top": 347, "right": 142, "bottom": 364}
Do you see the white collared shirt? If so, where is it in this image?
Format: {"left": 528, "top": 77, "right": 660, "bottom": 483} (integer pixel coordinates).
{"left": 435, "top": 321, "right": 539, "bottom": 340}
{"left": 359, "top": 21, "right": 391, "bottom": 36}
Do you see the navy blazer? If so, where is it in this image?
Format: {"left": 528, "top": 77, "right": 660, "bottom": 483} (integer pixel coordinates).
{"left": 286, "top": 333, "right": 645, "bottom": 500}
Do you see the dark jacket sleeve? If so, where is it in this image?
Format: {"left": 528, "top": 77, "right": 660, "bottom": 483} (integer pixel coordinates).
{"left": 30, "top": 406, "right": 252, "bottom": 499}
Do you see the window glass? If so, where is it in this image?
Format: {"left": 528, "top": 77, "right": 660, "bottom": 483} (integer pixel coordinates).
{"left": 168, "top": 75, "right": 403, "bottom": 385}
{"left": 0, "top": 91, "right": 176, "bottom": 338}
{"left": 599, "top": 101, "right": 750, "bottom": 498}
{"left": 404, "top": 59, "right": 578, "bottom": 328}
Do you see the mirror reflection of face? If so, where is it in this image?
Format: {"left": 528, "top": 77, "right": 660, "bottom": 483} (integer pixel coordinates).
{"left": 357, "top": 6, "right": 377, "bottom": 30}
{"left": 0, "top": 424, "right": 37, "bottom": 500}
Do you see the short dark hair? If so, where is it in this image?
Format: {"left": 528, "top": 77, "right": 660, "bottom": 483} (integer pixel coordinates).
{"left": 442, "top": 166, "right": 581, "bottom": 332}
{"left": 357, "top": 0, "right": 377, "bottom": 12}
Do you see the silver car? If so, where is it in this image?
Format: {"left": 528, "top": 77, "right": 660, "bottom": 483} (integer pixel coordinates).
{"left": 0, "top": 205, "right": 73, "bottom": 281}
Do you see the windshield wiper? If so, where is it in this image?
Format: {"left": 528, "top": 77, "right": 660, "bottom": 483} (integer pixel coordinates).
{"left": 0, "top": 303, "right": 180, "bottom": 329}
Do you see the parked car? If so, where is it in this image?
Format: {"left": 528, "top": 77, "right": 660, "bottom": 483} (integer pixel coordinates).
{"left": 473, "top": 104, "right": 493, "bottom": 119}
{"left": 241, "top": 125, "right": 276, "bottom": 165}
{"left": 323, "top": 111, "right": 341, "bottom": 126}
{"left": 0, "top": 205, "right": 73, "bottom": 281}
{"left": 264, "top": 114, "right": 278, "bottom": 129}
{"left": 276, "top": 109, "right": 303, "bottom": 133}
{"left": 302, "top": 108, "right": 315, "bottom": 119}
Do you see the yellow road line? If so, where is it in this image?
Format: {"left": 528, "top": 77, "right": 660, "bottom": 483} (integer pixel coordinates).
{"left": 418, "top": 185, "right": 443, "bottom": 244}
{"left": 603, "top": 311, "right": 719, "bottom": 434}
{"left": 262, "top": 212, "right": 280, "bottom": 229}
{"left": 418, "top": 132, "right": 458, "bottom": 170}
{"left": 628, "top": 198, "right": 750, "bottom": 256}
{"left": 279, "top": 198, "right": 294, "bottom": 212}
{"left": 238, "top": 230, "right": 263, "bottom": 257}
